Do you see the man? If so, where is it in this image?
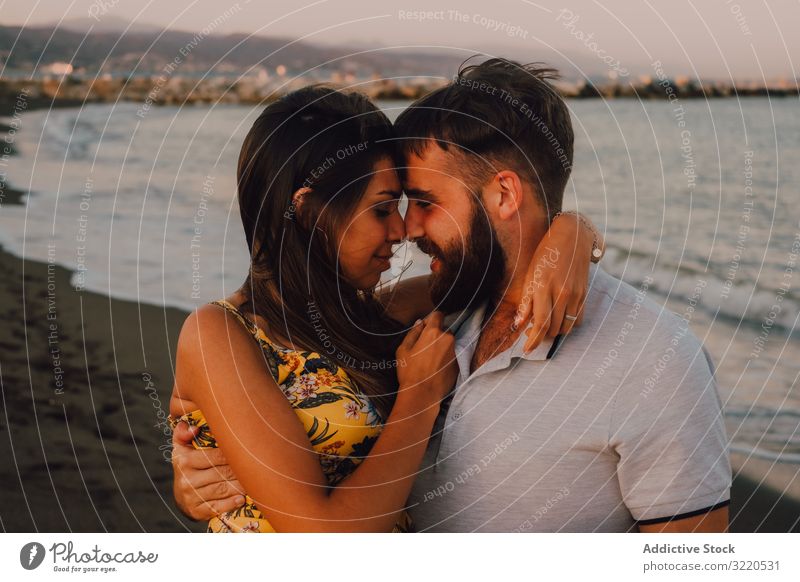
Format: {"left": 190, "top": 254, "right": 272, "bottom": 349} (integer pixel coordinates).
{"left": 172, "top": 58, "right": 731, "bottom": 532}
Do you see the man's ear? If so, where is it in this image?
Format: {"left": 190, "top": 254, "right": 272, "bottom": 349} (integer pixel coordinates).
{"left": 492, "top": 170, "right": 524, "bottom": 221}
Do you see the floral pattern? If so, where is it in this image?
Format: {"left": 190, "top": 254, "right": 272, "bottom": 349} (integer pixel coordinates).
{"left": 168, "top": 299, "right": 412, "bottom": 533}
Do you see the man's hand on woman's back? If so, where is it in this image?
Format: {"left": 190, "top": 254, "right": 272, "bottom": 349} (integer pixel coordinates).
{"left": 172, "top": 421, "right": 245, "bottom": 521}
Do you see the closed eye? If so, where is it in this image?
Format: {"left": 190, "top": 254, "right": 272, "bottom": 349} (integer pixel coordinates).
{"left": 405, "top": 189, "right": 434, "bottom": 210}
{"left": 374, "top": 200, "right": 400, "bottom": 218}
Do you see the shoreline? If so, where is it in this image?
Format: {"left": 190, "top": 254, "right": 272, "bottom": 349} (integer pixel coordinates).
{"left": 0, "top": 184, "right": 26, "bottom": 206}
{"left": 0, "top": 92, "right": 793, "bottom": 121}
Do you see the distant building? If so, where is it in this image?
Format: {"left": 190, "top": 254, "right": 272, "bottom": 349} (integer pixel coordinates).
{"left": 40, "top": 62, "right": 74, "bottom": 77}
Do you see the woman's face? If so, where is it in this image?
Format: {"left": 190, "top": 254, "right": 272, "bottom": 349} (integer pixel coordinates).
{"left": 336, "top": 157, "right": 405, "bottom": 289}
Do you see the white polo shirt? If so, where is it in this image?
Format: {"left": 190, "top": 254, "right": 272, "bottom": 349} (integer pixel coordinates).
{"left": 406, "top": 264, "right": 731, "bottom": 532}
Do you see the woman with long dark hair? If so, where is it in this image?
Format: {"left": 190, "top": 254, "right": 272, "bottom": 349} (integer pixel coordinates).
{"left": 168, "top": 85, "right": 602, "bottom": 532}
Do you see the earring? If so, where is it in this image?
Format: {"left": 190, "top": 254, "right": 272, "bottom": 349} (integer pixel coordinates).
{"left": 289, "top": 187, "right": 311, "bottom": 222}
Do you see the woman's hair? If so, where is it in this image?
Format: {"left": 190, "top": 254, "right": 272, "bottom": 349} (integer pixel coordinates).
{"left": 237, "top": 85, "right": 405, "bottom": 419}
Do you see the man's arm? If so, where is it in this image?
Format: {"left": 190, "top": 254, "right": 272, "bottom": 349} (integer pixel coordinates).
{"left": 172, "top": 421, "right": 244, "bottom": 521}
{"left": 639, "top": 506, "right": 729, "bottom": 533}
{"left": 379, "top": 211, "right": 602, "bottom": 333}
{"left": 611, "top": 317, "right": 732, "bottom": 532}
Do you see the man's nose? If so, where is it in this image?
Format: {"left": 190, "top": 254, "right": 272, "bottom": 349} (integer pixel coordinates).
{"left": 404, "top": 203, "right": 425, "bottom": 240}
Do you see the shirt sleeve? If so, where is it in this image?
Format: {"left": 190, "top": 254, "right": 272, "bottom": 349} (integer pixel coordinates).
{"left": 609, "top": 320, "right": 732, "bottom": 522}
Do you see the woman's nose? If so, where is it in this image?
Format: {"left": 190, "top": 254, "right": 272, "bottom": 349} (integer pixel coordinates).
{"left": 388, "top": 211, "right": 406, "bottom": 243}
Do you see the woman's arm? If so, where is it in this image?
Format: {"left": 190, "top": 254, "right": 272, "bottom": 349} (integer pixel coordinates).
{"left": 175, "top": 306, "right": 455, "bottom": 532}
{"left": 518, "top": 210, "right": 605, "bottom": 353}
{"left": 379, "top": 212, "right": 605, "bottom": 332}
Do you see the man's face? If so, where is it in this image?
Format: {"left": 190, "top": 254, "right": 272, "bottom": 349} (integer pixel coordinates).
{"left": 403, "top": 143, "right": 506, "bottom": 313}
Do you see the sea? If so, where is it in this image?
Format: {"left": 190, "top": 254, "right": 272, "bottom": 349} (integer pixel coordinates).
{"left": 1, "top": 97, "right": 798, "bottom": 480}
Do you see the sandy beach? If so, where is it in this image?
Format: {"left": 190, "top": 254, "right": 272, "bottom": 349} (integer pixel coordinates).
{"left": 0, "top": 240, "right": 201, "bottom": 532}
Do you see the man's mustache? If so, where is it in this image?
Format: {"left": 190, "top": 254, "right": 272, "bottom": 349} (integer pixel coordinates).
{"left": 412, "top": 237, "right": 445, "bottom": 259}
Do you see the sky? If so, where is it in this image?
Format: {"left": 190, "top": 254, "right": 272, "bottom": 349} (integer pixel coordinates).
{"left": 1, "top": 0, "right": 798, "bottom": 80}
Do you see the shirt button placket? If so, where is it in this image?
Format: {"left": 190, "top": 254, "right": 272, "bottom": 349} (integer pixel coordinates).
{"left": 435, "top": 380, "right": 469, "bottom": 464}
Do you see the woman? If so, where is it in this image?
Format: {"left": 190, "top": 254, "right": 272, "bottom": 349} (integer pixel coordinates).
{"left": 169, "top": 85, "right": 603, "bottom": 532}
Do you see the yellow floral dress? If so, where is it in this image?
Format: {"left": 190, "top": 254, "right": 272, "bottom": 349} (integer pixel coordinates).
{"left": 169, "top": 299, "right": 412, "bottom": 533}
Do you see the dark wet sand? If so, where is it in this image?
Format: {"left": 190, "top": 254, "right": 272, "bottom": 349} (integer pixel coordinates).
{"left": 729, "top": 453, "right": 800, "bottom": 532}
{"left": 0, "top": 244, "right": 202, "bottom": 532}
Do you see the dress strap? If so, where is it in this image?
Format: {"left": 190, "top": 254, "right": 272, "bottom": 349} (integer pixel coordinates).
{"left": 209, "top": 300, "right": 288, "bottom": 384}
{"left": 208, "top": 299, "right": 283, "bottom": 350}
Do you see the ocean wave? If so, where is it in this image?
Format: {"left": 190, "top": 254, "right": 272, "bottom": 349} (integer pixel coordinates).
{"left": 726, "top": 407, "right": 800, "bottom": 463}
{"left": 601, "top": 246, "right": 799, "bottom": 335}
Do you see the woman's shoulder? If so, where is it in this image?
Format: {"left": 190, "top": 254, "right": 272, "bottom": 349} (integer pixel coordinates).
{"left": 176, "top": 299, "right": 264, "bottom": 377}
{"left": 180, "top": 301, "right": 242, "bottom": 345}
{"left": 171, "top": 304, "right": 231, "bottom": 417}
{"left": 173, "top": 300, "right": 282, "bottom": 409}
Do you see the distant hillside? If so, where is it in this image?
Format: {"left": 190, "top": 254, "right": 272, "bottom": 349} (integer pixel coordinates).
{"left": 0, "top": 24, "right": 465, "bottom": 78}
{"left": 45, "top": 15, "right": 163, "bottom": 36}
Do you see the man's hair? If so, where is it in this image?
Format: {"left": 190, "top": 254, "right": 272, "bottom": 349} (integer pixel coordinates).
{"left": 394, "top": 58, "right": 574, "bottom": 220}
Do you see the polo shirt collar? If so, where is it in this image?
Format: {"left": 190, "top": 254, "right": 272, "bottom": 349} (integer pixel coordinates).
{"left": 450, "top": 300, "right": 558, "bottom": 381}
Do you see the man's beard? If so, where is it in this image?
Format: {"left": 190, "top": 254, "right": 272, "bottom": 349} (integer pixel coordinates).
{"left": 414, "top": 203, "right": 506, "bottom": 314}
